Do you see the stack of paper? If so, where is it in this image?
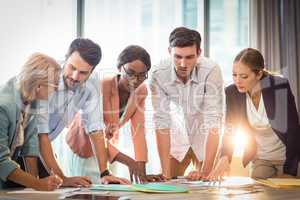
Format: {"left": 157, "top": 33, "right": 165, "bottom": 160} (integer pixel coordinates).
{"left": 221, "top": 177, "right": 256, "bottom": 188}
{"left": 181, "top": 176, "right": 256, "bottom": 189}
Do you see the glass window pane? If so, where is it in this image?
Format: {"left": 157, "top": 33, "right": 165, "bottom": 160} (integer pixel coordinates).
{"left": 0, "top": 0, "right": 76, "bottom": 84}
{"left": 183, "top": 0, "right": 198, "bottom": 29}
{"left": 84, "top": 0, "right": 202, "bottom": 70}
{"left": 209, "top": 0, "right": 249, "bottom": 85}
{"left": 84, "top": 0, "right": 201, "bottom": 177}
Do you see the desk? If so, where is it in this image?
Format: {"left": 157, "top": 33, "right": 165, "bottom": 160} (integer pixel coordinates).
{"left": 2, "top": 186, "right": 300, "bottom": 200}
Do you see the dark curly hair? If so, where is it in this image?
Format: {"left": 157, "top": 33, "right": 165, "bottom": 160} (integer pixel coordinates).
{"left": 116, "top": 45, "right": 151, "bottom": 71}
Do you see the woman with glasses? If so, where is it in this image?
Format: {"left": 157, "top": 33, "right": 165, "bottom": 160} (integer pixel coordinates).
{"left": 66, "top": 45, "right": 163, "bottom": 183}
{"left": 0, "top": 53, "right": 62, "bottom": 190}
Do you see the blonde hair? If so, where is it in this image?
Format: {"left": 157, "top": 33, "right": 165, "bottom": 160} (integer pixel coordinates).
{"left": 17, "top": 53, "right": 61, "bottom": 102}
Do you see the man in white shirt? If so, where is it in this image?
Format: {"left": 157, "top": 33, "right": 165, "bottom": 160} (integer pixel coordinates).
{"left": 150, "top": 27, "right": 224, "bottom": 180}
{"left": 37, "top": 38, "right": 129, "bottom": 187}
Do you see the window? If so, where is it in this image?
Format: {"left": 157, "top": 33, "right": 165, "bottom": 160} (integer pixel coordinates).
{"left": 183, "top": 0, "right": 198, "bottom": 29}
{"left": 0, "top": 0, "right": 77, "bottom": 84}
{"left": 209, "top": 0, "right": 249, "bottom": 85}
{"left": 82, "top": 0, "right": 250, "bottom": 177}
{"left": 0, "top": 0, "right": 250, "bottom": 179}
{"left": 84, "top": 0, "right": 203, "bottom": 176}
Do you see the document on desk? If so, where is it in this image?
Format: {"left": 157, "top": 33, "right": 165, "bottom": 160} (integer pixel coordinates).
{"left": 219, "top": 177, "right": 256, "bottom": 188}
{"left": 91, "top": 183, "right": 189, "bottom": 193}
{"left": 207, "top": 188, "right": 263, "bottom": 196}
{"left": 132, "top": 183, "right": 189, "bottom": 193}
{"left": 91, "top": 184, "right": 134, "bottom": 192}
{"left": 7, "top": 187, "right": 81, "bottom": 194}
{"left": 182, "top": 177, "right": 256, "bottom": 189}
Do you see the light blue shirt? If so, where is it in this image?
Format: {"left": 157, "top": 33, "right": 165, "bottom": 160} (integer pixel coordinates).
{"left": 36, "top": 71, "right": 104, "bottom": 141}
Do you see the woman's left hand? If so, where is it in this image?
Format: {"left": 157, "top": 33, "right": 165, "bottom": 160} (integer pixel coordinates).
{"left": 145, "top": 174, "right": 167, "bottom": 182}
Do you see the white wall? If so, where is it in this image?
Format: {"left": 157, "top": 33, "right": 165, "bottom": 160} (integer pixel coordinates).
{"left": 0, "top": 0, "right": 77, "bottom": 84}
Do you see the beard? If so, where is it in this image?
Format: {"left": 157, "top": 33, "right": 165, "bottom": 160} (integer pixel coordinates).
{"left": 63, "top": 76, "right": 81, "bottom": 91}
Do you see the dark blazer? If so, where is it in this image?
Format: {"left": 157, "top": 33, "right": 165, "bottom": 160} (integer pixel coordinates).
{"left": 220, "top": 74, "right": 300, "bottom": 176}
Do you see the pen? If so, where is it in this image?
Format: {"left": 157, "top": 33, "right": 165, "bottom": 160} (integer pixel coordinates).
{"left": 50, "top": 168, "right": 55, "bottom": 176}
{"left": 50, "top": 168, "right": 63, "bottom": 187}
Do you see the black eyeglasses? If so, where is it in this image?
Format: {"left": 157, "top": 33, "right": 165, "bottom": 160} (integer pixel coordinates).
{"left": 122, "top": 65, "right": 148, "bottom": 80}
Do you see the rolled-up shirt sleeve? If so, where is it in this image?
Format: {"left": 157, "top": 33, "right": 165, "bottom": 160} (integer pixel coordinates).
{"left": 150, "top": 73, "right": 171, "bottom": 129}
{"left": 81, "top": 75, "right": 104, "bottom": 134}
{"left": 0, "top": 108, "right": 19, "bottom": 181}
{"left": 202, "top": 65, "right": 224, "bottom": 133}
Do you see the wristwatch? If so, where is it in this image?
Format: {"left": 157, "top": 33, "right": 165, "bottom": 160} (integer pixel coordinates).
{"left": 100, "top": 169, "right": 111, "bottom": 178}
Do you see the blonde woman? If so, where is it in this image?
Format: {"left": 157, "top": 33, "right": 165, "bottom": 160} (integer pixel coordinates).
{"left": 0, "top": 53, "right": 62, "bottom": 190}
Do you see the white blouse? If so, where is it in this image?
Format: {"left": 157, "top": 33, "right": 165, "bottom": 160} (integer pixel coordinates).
{"left": 246, "top": 93, "right": 286, "bottom": 161}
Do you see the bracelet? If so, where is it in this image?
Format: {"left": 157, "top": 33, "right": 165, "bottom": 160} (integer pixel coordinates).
{"left": 100, "top": 169, "right": 111, "bottom": 178}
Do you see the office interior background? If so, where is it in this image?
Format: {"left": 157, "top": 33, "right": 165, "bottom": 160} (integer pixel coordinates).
{"left": 0, "top": 0, "right": 299, "bottom": 177}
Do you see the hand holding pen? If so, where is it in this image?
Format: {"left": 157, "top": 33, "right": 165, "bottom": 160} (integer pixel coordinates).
{"left": 33, "top": 168, "right": 63, "bottom": 191}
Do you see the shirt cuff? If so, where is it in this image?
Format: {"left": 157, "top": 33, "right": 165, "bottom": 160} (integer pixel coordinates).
{"left": 153, "top": 117, "right": 171, "bottom": 129}
{"left": 203, "top": 115, "right": 223, "bottom": 132}
{"left": 37, "top": 124, "right": 50, "bottom": 134}
{"left": 0, "top": 159, "right": 19, "bottom": 181}
{"left": 85, "top": 122, "right": 104, "bottom": 134}
{"left": 21, "top": 144, "right": 40, "bottom": 157}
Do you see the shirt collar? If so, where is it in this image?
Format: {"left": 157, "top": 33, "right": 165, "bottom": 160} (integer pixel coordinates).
{"left": 58, "top": 72, "right": 67, "bottom": 91}
{"left": 170, "top": 67, "right": 179, "bottom": 83}
{"left": 190, "top": 64, "right": 199, "bottom": 84}
{"left": 170, "top": 63, "right": 199, "bottom": 84}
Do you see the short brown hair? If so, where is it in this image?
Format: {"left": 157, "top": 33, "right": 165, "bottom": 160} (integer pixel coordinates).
{"left": 169, "top": 27, "right": 202, "bottom": 51}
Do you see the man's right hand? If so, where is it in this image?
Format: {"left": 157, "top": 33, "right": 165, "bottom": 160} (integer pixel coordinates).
{"left": 62, "top": 176, "right": 92, "bottom": 187}
{"left": 101, "top": 175, "right": 130, "bottom": 185}
{"left": 34, "top": 175, "right": 62, "bottom": 191}
{"left": 114, "top": 152, "right": 147, "bottom": 183}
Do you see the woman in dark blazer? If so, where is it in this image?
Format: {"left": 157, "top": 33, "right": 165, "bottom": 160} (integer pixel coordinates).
{"left": 208, "top": 48, "right": 300, "bottom": 180}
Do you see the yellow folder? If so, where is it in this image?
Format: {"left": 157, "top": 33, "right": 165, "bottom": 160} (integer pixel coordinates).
{"left": 267, "top": 178, "right": 300, "bottom": 186}
{"left": 255, "top": 178, "right": 300, "bottom": 188}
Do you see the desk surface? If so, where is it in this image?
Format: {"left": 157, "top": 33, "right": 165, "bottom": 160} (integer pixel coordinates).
{"left": 2, "top": 186, "right": 300, "bottom": 200}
